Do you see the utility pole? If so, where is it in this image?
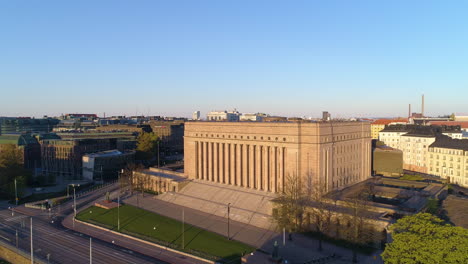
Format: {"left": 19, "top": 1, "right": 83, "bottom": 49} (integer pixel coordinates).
{"left": 30, "top": 217, "right": 33, "bottom": 264}
{"left": 15, "top": 229, "right": 18, "bottom": 248}
{"left": 182, "top": 208, "right": 185, "bottom": 249}
{"left": 118, "top": 169, "right": 122, "bottom": 231}
{"left": 227, "top": 203, "right": 231, "bottom": 240}
{"left": 74, "top": 186, "right": 77, "bottom": 217}
{"left": 89, "top": 237, "right": 92, "bottom": 264}
{"left": 283, "top": 228, "right": 285, "bottom": 246}
{"left": 15, "top": 178, "right": 18, "bottom": 206}
{"left": 157, "top": 141, "right": 160, "bottom": 168}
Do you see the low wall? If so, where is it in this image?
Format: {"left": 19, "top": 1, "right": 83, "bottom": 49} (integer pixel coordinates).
{"left": 0, "top": 240, "right": 46, "bottom": 264}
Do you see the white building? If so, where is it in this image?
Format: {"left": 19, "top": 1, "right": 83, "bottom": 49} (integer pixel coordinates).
{"left": 400, "top": 132, "right": 436, "bottom": 174}
{"left": 206, "top": 110, "right": 241, "bottom": 121}
{"left": 443, "top": 131, "right": 463, "bottom": 139}
{"left": 428, "top": 137, "right": 468, "bottom": 187}
{"left": 240, "top": 113, "right": 265, "bottom": 122}
{"left": 379, "top": 128, "right": 408, "bottom": 150}
{"left": 192, "top": 111, "right": 200, "bottom": 120}
{"left": 454, "top": 113, "right": 468, "bottom": 121}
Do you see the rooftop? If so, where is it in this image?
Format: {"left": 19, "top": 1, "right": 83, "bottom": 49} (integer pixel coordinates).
{"left": 372, "top": 118, "right": 408, "bottom": 125}
{"left": 429, "top": 135, "right": 468, "bottom": 151}
{"left": 430, "top": 121, "right": 468, "bottom": 129}
{"left": 83, "top": 149, "right": 132, "bottom": 158}
{"left": 0, "top": 134, "right": 39, "bottom": 145}
{"left": 137, "top": 168, "right": 187, "bottom": 182}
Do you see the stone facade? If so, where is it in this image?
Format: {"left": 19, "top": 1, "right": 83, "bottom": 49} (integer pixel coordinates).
{"left": 184, "top": 121, "right": 372, "bottom": 194}
{"left": 133, "top": 167, "right": 189, "bottom": 193}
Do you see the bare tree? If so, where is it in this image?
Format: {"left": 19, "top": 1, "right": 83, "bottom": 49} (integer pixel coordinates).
{"left": 120, "top": 163, "right": 144, "bottom": 195}
{"left": 273, "top": 173, "right": 305, "bottom": 233}
{"left": 343, "top": 193, "right": 373, "bottom": 263}
{"left": 305, "top": 174, "right": 333, "bottom": 252}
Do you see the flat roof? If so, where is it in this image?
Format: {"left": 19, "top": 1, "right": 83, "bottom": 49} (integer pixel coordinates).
{"left": 137, "top": 169, "right": 187, "bottom": 182}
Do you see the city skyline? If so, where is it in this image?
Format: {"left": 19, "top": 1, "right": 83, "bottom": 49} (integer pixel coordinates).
{"left": 2, "top": 1, "right": 468, "bottom": 117}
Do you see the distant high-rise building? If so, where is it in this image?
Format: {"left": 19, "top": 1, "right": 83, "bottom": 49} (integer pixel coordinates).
{"left": 192, "top": 111, "right": 201, "bottom": 120}
{"left": 322, "top": 111, "right": 331, "bottom": 121}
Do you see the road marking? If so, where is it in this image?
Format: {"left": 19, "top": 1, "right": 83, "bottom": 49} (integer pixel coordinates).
{"left": 4, "top": 215, "right": 28, "bottom": 222}
{"left": 0, "top": 234, "right": 11, "bottom": 242}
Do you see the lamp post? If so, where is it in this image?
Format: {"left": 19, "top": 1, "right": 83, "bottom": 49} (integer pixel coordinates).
{"left": 14, "top": 178, "right": 18, "bottom": 206}
{"left": 30, "top": 217, "right": 33, "bottom": 264}
{"left": 157, "top": 141, "right": 160, "bottom": 168}
{"left": 182, "top": 208, "right": 185, "bottom": 249}
{"left": 118, "top": 169, "right": 123, "bottom": 231}
{"left": 89, "top": 237, "right": 92, "bottom": 264}
{"left": 70, "top": 183, "right": 80, "bottom": 218}
{"left": 227, "top": 203, "right": 231, "bottom": 240}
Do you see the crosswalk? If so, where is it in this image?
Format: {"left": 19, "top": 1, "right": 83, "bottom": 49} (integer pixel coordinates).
{"left": 3, "top": 214, "right": 29, "bottom": 222}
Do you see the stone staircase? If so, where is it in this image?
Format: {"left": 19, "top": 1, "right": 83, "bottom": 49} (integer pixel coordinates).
{"left": 156, "top": 179, "right": 277, "bottom": 229}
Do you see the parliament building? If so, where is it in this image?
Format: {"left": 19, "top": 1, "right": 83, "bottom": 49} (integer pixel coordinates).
{"left": 184, "top": 121, "right": 372, "bottom": 193}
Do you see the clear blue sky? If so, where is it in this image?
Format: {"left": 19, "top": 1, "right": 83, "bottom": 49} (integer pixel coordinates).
{"left": 1, "top": 0, "right": 467, "bottom": 118}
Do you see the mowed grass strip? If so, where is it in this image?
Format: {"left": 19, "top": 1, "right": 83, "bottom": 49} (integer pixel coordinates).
{"left": 76, "top": 204, "right": 254, "bottom": 260}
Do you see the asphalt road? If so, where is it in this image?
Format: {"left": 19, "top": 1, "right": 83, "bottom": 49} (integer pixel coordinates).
{"left": 0, "top": 209, "right": 164, "bottom": 264}
{"left": 0, "top": 183, "right": 169, "bottom": 264}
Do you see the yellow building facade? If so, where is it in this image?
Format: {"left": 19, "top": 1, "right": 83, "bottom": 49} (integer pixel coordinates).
{"left": 428, "top": 137, "right": 468, "bottom": 187}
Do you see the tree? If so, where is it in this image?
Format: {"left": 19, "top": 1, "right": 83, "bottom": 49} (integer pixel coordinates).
{"left": 119, "top": 163, "right": 144, "bottom": 195}
{"left": 0, "top": 144, "right": 29, "bottom": 199}
{"left": 304, "top": 174, "right": 333, "bottom": 251}
{"left": 449, "top": 113, "right": 455, "bottom": 121}
{"left": 136, "top": 132, "right": 159, "bottom": 161}
{"left": 273, "top": 173, "right": 305, "bottom": 233}
{"left": 382, "top": 213, "right": 468, "bottom": 264}
{"left": 343, "top": 194, "right": 374, "bottom": 263}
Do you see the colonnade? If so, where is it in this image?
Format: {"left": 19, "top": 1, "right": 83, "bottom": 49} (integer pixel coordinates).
{"left": 194, "top": 141, "right": 286, "bottom": 192}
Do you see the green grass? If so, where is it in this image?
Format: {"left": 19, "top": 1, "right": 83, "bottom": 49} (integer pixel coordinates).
{"left": 399, "top": 174, "right": 424, "bottom": 181}
{"left": 77, "top": 204, "right": 254, "bottom": 262}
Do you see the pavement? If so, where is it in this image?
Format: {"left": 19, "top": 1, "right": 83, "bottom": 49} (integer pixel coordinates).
{"left": 125, "top": 193, "right": 385, "bottom": 264}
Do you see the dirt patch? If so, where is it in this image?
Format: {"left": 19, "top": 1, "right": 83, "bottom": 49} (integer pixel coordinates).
{"left": 442, "top": 195, "right": 468, "bottom": 228}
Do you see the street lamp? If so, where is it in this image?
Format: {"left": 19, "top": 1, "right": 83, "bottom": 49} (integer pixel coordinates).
{"left": 118, "top": 169, "right": 123, "bottom": 231}
{"left": 14, "top": 178, "right": 18, "bottom": 206}
{"left": 70, "top": 184, "right": 80, "bottom": 218}
{"left": 227, "top": 203, "right": 231, "bottom": 240}
{"left": 157, "top": 141, "right": 160, "bottom": 168}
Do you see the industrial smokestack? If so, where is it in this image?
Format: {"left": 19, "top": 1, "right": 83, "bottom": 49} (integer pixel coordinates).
{"left": 422, "top": 94, "right": 425, "bottom": 117}
{"left": 409, "top": 104, "right": 411, "bottom": 118}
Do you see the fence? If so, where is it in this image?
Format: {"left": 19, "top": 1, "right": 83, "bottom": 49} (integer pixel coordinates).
{"left": 24, "top": 180, "right": 118, "bottom": 209}
{"left": 0, "top": 237, "right": 47, "bottom": 264}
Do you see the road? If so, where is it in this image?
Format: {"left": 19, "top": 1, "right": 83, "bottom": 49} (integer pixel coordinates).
{"left": 0, "top": 183, "right": 202, "bottom": 264}
{"left": 0, "top": 209, "right": 162, "bottom": 264}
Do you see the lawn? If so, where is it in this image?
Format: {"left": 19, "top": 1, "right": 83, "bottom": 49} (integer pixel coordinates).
{"left": 76, "top": 204, "right": 254, "bottom": 262}
{"left": 399, "top": 174, "right": 424, "bottom": 181}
